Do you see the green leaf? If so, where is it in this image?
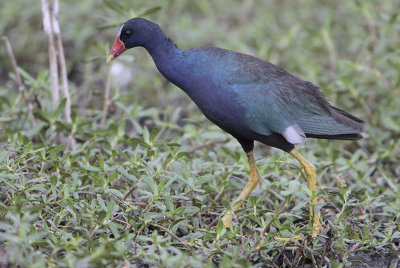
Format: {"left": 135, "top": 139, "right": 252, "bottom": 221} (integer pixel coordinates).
{"left": 221, "top": 200, "right": 232, "bottom": 211}
{"left": 149, "top": 128, "right": 159, "bottom": 142}
{"left": 382, "top": 117, "right": 400, "bottom": 132}
{"left": 80, "top": 163, "right": 101, "bottom": 172}
{"left": 53, "top": 98, "right": 66, "bottom": 118}
{"left": 33, "top": 108, "right": 51, "bottom": 124}
{"left": 157, "top": 178, "right": 168, "bottom": 194}
{"left": 116, "top": 166, "right": 138, "bottom": 182}
{"left": 137, "top": 6, "right": 161, "bottom": 17}
{"left": 97, "top": 195, "right": 107, "bottom": 212}
{"left": 98, "top": 154, "right": 105, "bottom": 172}
{"left": 105, "top": 189, "right": 124, "bottom": 199}
{"left": 143, "top": 127, "right": 150, "bottom": 144}
{"left": 216, "top": 221, "right": 226, "bottom": 239}
{"left": 103, "top": 0, "right": 124, "bottom": 13}
{"left": 128, "top": 138, "right": 150, "bottom": 148}
{"left": 173, "top": 207, "right": 185, "bottom": 215}
{"left": 176, "top": 151, "right": 188, "bottom": 159}
{"left": 143, "top": 175, "right": 158, "bottom": 195}
{"left": 97, "top": 24, "right": 120, "bottom": 31}
{"left": 0, "top": 96, "right": 10, "bottom": 107}
{"left": 117, "top": 120, "right": 126, "bottom": 138}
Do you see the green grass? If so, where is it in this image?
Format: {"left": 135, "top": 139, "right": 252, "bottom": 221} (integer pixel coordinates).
{"left": 1, "top": 0, "right": 400, "bottom": 267}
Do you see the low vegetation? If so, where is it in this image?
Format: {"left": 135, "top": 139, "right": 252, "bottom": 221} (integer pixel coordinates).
{"left": 1, "top": 0, "right": 399, "bottom": 267}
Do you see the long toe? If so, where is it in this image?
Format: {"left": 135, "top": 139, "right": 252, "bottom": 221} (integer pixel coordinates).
{"left": 312, "top": 215, "right": 323, "bottom": 238}
{"left": 221, "top": 211, "right": 233, "bottom": 228}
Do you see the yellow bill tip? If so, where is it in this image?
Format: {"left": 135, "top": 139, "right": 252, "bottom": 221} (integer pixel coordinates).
{"left": 106, "top": 54, "right": 114, "bottom": 64}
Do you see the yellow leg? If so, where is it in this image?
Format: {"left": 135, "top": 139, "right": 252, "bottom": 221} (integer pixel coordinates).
{"left": 290, "top": 149, "right": 323, "bottom": 238}
{"left": 222, "top": 151, "right": 260, "bottom": 228}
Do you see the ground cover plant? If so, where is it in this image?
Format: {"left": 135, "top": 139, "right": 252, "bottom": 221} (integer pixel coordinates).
{"left": 1, "top": 0, "right": 399, "bottom": 267}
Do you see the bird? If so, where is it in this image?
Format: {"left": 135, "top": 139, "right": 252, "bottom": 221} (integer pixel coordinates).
{"left": 107, "top": 18, "right": 364, "bottom": 238}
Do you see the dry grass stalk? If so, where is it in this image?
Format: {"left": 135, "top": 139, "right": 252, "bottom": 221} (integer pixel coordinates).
{"left": 41, "top": 0, "right": 75, "bottom": 149}
{"left": 41, "top": 0, "right": 59, "bottom": 109}
{"left": 101, "top": 64, "right": 113, "bottom": 127}
{"left": 51, "top": 0, "right": 71, "bottom": 123}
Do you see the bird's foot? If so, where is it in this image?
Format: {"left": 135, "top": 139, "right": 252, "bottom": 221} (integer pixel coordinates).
{"left": 273, "top": 235, "right": 303, "bottom": 243}
{"left": 221, "top": 211, "right": 233, "bottom": 228}
{"left": 272, "top": 220, "right": 323, "bottom": 244}
{"left": 311, "top": 214, "right": 323, "bottom": 238}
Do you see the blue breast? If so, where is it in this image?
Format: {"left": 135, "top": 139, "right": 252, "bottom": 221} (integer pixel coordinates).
{"left": 159, "top": 47, "right": 260, "bottom": 140}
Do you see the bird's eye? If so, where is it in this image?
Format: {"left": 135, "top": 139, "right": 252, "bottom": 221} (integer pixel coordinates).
{"left": 121, "top": 30, "right": 132, "bottom": 39}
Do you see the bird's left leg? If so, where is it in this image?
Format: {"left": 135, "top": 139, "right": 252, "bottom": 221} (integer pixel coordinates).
{"left": 290, "top": 149, "right": 323, "bottom": 238}
{"left": 222, "top": 150, "right": 260, "bottom": 228}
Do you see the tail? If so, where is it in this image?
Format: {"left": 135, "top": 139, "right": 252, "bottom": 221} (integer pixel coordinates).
{"left": 306, "top": 133, "right": 364, "bottom": 140}
{"left": 302, "top": 106, "right": 365, "bottom": 141}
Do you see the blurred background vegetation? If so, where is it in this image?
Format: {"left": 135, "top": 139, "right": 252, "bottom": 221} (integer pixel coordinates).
{"left": 1, "top": 0, "right": 399, "bottom": 267}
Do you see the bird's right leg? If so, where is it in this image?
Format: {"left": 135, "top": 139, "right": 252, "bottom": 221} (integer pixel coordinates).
{"left": 221, "top": 150, "right": 260, "bottom": 228}
{"left": 221, "top": 150, "right": 301, "bottom": 245}
{"left": 290, "top": 149, "right": 323, "bottom": 238}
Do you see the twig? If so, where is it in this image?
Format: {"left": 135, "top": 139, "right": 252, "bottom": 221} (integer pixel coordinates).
{"left": 2, "top": 36, "right": 33, "bottom": 112}
{"left": 123, "top": 184, "right": 137, "bottom": 201}
{"left": 246, "top": 202, "right": 289, "bottom": 261}
{"left": 239, "top": 222, "right": 245, "bottom": 255}
{"left": 309, "top": 246, "right": 317, "bottom": 268}
{"left": 147, "top": 222, "right": 197, "bottom": 250}
{"left": 357, "top": 141, "right": 371, "bottom": 159}
{"left": 272, "top": 245, "right": 287, "bottom": 266}
{"left": 391, "top": 252, "right": 399, "bottom": 268}
{"left": 256, "top": 202, "right": 287, "bottom": 250}
{"left": 348, "top": 242, "right": 361, "bottom": 254}
{"left": 240, "top": 0, "right": 254, "bottom": 25}
{"left": 208, "top": 213, "right": 223, "bottom": 228}
{"left": 319, "top": 234, "right": 332, "bottom": 268}
{"left": 134, "top": 223, "right": 146, "bottom": 255}
{"left": 163, "top": 157, "right": 175, "bottom": 172}
{"left": 101, "top": 63, "right": 113, "bottom": 127}
{"left": 206, "top": 238, "right": 217, "bottom": 258}
{"left": 41, "top": 0, "right": 59, "bottom": 108}
{"left": 282, "top": 253, "right": 292, "bottom": 266}
{"left": 292, "top": 239, "right": 305, "bottom": 266}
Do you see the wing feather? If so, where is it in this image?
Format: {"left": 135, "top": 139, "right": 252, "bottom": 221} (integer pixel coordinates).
{"left": 224, "top": 52, "right": 363, "bottom": 141}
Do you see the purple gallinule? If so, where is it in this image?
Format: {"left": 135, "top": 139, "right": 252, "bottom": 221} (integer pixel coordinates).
{"left": 108, "top": 18, "right": 364, "bottom": 237}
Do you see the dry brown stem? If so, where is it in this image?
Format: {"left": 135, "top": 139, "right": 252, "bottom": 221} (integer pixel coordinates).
{"left": 1, "top": 36, "right": 33, "bottom": 112}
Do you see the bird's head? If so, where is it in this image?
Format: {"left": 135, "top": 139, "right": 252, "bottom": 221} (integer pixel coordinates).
{"left": 107, "top": 18, "right": 158, "bottom": 63}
